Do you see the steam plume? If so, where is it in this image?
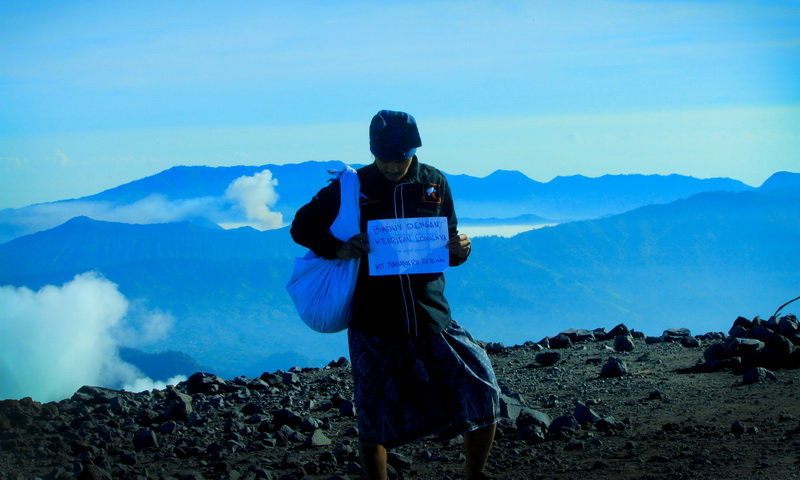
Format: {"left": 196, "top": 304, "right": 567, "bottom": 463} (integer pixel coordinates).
{"left": 224, "top": 170, "right": 283, "bottom": 230}
{"left": 0, "top": 273, "right": 183, "bottom": 402}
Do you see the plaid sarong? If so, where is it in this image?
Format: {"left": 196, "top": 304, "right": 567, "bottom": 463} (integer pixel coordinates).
{"left": 348, "top": 320, "right": 500, "bottom": 448}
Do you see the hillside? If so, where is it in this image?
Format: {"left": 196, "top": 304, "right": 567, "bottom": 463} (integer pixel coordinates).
{"left": 758, "top": 171, "right": 800, "bottom": 198}
{"left": 0, "top": 189, "right": 797, "bottom": 378}
{"left": 0, "top": 216, "right": 295, "bottom": 280}
{"left": 1, "top": 316, "right": 798, "bottom": 479}
{"left": 447, "top": 190, "right": 800, "bottom": 340}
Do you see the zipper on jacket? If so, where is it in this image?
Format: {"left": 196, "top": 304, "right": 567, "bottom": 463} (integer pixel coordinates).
{"left": 393, "top": 182, "right": 418, "bottom": 336}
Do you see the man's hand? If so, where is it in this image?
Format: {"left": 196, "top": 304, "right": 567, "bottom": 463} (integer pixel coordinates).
{"left": 447, "top": 234, "right": 471, "bottom": 259}
{"left": 336, "top": 233, "right": 369, "bottom": 260}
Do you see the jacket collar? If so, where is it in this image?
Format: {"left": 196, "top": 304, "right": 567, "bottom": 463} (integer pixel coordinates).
{"left": 361, "top": 155, "right": 422, "bottom": 186}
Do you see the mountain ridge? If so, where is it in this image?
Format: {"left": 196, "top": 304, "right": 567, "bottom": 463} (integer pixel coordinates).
{"left": 1, "top": 163, "right": 776, "bottom": 244}
{"left": 1, "top": 188, "right": 797, "bottom": 375}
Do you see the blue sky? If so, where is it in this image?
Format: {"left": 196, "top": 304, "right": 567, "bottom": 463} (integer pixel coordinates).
{"left": 1, "top": 0, "right": 798, "bottom": 208}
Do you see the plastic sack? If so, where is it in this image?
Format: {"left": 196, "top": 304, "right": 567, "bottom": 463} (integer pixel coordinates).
{"left": 286, "top": 166, "right": 361, "bottom": 333}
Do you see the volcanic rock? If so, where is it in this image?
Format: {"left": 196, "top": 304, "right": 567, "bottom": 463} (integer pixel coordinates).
{"left": 600, "top": 358, "right": 628, "bottom": 378}
{"left": 305, "top": 429, "right": 332, "bottom": 447}
{"left": 185, "top": 372, "right": 234, "bottom": 395}
{"left": 534, "top": 351, "right": 561, "bottom": 367}
{"left": 559, "top": 329, "right": 595, "bottom": 343}
{"left": 661, "top": 328, "right": 692, "bottom": 343}
{"left": 614, "top": 335, "right": 635, "bottom": 352}
{"left": 164, "top": 389, "right": 194, "bottom": 423}
{"left": 604, "top": 323, "right": 630, "bottom": 339}
{"left": 549, "top": 334, "right": 573, "bottom": 349}
{"left": 573, "top": 401, "right": 602, "bottom": 424}
{"left": 484, "top": 342, "right": 506, "bottom": 354}
{"left": 338, "top": 401, "right": 356, "bottom": 417}
{"left": 3, "top": 314, "right": 800, "bottom": 480}
{"left": 742, "top": 367, "right": 778, "bottom": 385}
{"left": 549, "top": 415, "right": 580, "bottom": 435}
{"left": 76, "top": 464, "right": 112, "bottom": 480}
{"left": 133, "top": 429, "right": 158, "bottom": 450}
{"left": 327, "top": 357, "right": 350, "bottom": 368}
{"left": 273, "top": 409, "right": 303, "bottom": 429}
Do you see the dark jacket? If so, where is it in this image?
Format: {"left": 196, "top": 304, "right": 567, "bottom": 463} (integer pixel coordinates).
{"left": 290, "top": 157, "right": 468, "bottom": 337}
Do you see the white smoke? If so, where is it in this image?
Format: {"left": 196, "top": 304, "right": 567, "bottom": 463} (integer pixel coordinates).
{"left": 122, "top": 375, "right": 187, "bottom": 393}
{"left": 0, "top": 273, "right": 180, "bottom": 402}
{"left": 94, "top": 195, "right": 220, "bottom": 224}
{"left": 111, "top": 303, "right": 175, "bottom": 348}
{"left": 223, "top": 170, "right": 283, "bottom": 230}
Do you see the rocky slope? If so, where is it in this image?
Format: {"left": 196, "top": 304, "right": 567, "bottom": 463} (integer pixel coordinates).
{"left": 1, "top": 315, "right": 799, "bottom": 480}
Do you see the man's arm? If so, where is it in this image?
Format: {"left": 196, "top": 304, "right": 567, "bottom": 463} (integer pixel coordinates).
{"left": 440, "top": 175, "right": 471, "bottom": 266}
{"left": 290, "top": 180, "right": 345, "bottom": 260}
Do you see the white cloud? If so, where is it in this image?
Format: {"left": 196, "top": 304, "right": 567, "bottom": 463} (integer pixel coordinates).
{"left": 224, "top": 169, "right": 283, "bottom": 231}
{"left": 111, "top": 302, "right": 174, "bottom": 348}
{"left": 53, "top": 149, "right": 71, "bottom": 166}
{"left": 122, "top": 374, "right": 187, "bottom": 393}
{"left": 0, "top": 272, "right": 179, "bottom": 402}
{"left": 97, "top": 194, "right": 221, "bottom": 224}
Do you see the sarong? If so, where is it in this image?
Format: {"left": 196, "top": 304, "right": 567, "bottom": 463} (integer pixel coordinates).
{"left": 348, "top": 320, "right": 500, "bottom": 448}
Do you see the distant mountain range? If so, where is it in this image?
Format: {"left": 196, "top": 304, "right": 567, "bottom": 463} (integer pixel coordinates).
{"left": 118, "top": 348, "right": 206, "bottom": 382}
{"left": 448, "top": 170, "right": 753, "bottom": 218}
{"left": 0, "top": 162, "right": 779, "bottom": 244}
{"left": 0, "top": 215, "right": 294, "bottom": 279}
{"left": 1, "top": 172, "right": 797, "bottom": 378}
{"left": 447, "top": 189, "right": 800, "bottom": 340}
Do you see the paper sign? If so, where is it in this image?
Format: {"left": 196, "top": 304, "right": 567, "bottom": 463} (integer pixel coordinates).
{"left": 367, "top": 217, "right": 450, "bottom": 276}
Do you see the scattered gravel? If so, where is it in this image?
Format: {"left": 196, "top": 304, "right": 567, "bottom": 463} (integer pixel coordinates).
{"left": 1, "top": 317, "right": 799, "bottom": 479}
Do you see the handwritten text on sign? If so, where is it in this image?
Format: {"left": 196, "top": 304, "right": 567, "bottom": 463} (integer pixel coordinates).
{"left": 367, "top": 217, "right": 449, "bottom": 276}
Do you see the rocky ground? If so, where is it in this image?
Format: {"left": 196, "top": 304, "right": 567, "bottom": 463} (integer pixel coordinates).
{"left": 2, "top": 315, "right": 799, "bottom": 480}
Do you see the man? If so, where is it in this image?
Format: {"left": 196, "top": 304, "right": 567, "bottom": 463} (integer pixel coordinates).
{"left": 291, "top": 110, "right": 499, "bottom": 480}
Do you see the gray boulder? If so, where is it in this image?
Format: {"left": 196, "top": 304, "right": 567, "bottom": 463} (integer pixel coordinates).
{"left": 779, "top": 315, "right": 799, "bottom": 335}
{"left": 534, "top": 351, "right": 561, "bottom": 367}
{"left": 498, "top": 393, "right": 526, "bottom": 422}
{"left": 605, "top": 324, "right": 630, "bottom": 339}
{"left": 515, "top": 408, "right": 552, "bottom": 431}
{"left": 549, "top": 415, "right": 580, "bottom": 434}
{"left": 133, "top": 429, "right": 158, "bottom": 450}
{"left": 76, "top": 465, "right": 112, "bottom": 480}
{"left": 742, "top": 367, "right": 777, "bottom": 385}
{"left": 517, "top": 425, "right": 546, "bottom": 443}
{"left": 681, "top": 336, "right": 701, "bottom": 348}
{"left": 305, "top": 429, "right": 332, "bottom": 447}
{"left": 549, "top": 334, "right": 573, "bottom": 349}
{"left": 165, "top": 389, "right": 193, "bottom": 423}
{"left": 484, "top": 342, "right": 506, "bottom": 355}
{"left": 559, "top": 329, "right": 595, "bottom": 343}
{"left": 600, "top": 358, "right": 628, "bottom": 378}
{"left": 184, "top": 372, "right": 234, "bottom": 395}
{"left": 724, "top": 338, "right": 765, "bottom": 356}
{"left": 573, "top": 401, "right": 602, "bottom": 424}
{"left": 661, "top": 328, "right": 692, "bottom": 343}
{"left": 613, "top": 335, "right": 635, "bottom": 352}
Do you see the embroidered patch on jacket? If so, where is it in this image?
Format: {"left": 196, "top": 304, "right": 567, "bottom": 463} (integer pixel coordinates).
{"left": 423, "top": 184, "right": 443, "bottom": 204}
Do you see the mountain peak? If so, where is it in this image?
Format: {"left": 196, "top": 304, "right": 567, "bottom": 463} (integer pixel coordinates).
{"left": 486, "top": 169, "right": 533, "bottom": 180}
{"left": 62, "top": 215, "right": 105, "bottom": 228}
{"left": 759, "top": 171, "right": 800, "bottom": 197}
